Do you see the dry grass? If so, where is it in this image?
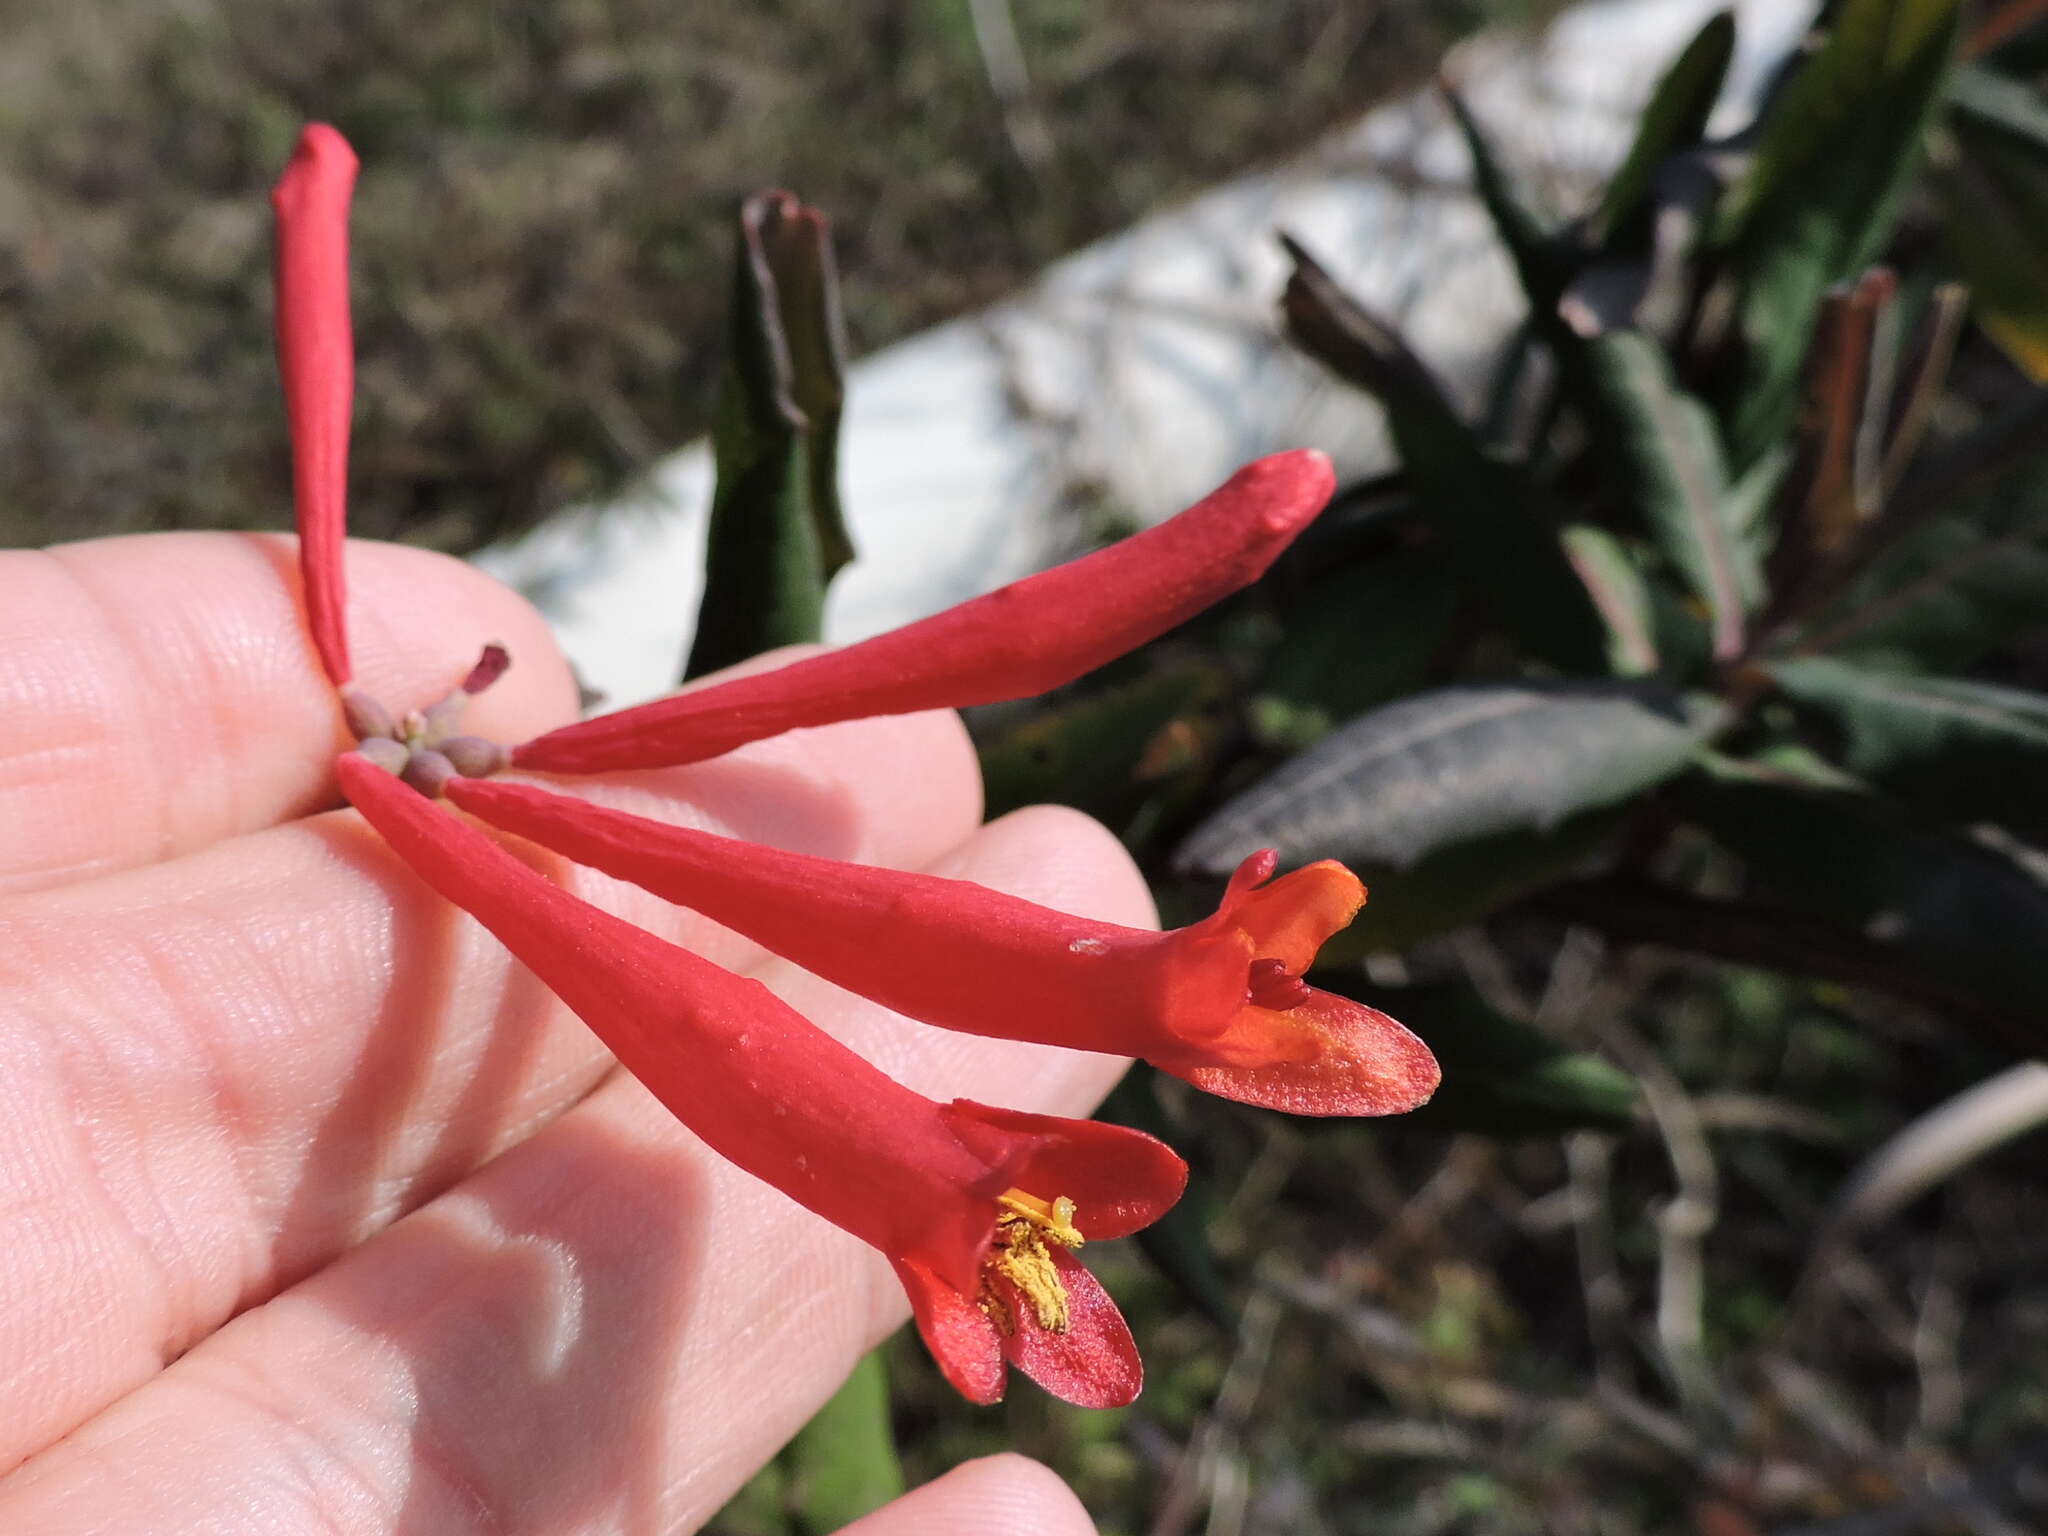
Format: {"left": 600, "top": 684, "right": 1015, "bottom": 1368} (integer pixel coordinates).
{"left": 0, "top": 0, "right": 1503, "bottom": 552}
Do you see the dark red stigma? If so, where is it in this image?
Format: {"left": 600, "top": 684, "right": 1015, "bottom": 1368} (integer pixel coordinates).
{"left": 1246, "top": 958, "right": 1311, "bottom": 1011}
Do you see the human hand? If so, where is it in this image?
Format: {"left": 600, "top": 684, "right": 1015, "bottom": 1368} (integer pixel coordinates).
{"left": 0, "top": 533, "right": 1148, "bottom": 1533}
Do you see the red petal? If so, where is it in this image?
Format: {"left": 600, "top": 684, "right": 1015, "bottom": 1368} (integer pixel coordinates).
{"left": 339, "top": 754, "right": 999, "bottom": 1293}
{"left": 271, "top": 123, "right": 359, "bottom": 688}
{"left": 997, "top": 1248, "right": 1142, "bottom": 1409}
{"left": 1172, "top": 989, "right": 1441, "bottom": 1117}
{"left": 512, "top": 450, "right": 1336, "bottom": 774}
{"left": 446, "top": 775, "right": 1213, "bottom": 1057}
{"left": 893, "top": 1257, "right": 1005, "bottom": 1406}
{"left": 941, "top": 1101, "right": 1186, "bottom": 1241}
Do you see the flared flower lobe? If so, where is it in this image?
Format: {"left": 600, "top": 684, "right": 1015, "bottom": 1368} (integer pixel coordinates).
{"left": 511, "top": 450, "right": 1337, "bottom": 775}
{"left": 444, "top": 777, "right": 1438, "bottom": 1117}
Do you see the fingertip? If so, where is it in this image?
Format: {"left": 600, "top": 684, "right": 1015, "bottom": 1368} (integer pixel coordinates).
{"left": 833, "top": 1454, "right": 1096, "bottom": 1536}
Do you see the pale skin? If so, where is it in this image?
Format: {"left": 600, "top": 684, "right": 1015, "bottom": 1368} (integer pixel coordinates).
{"left": 0, "top": 533, "right": 1152, "bottom": 1534}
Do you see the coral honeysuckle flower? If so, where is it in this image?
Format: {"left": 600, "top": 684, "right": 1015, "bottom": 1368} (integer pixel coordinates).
{"left": 273, "top": 120, "right": 1393, "bottom": 1405}
{"left": 444, "top": 776, "right": 1440, "bottom": 1117}
{"left": 337, "top": 752, "right": 1186, "bottom": 1407}
{"left": 506, "top": 446, "right": 1337, "bottom": 775}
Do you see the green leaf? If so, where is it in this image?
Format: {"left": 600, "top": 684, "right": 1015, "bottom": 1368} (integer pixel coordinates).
{"left": 686, "top": 191, "right": 853, "bottom": 680}
{"left": 1442, "top": 85, "right": 1568, "bottom": 311}
{"left": 786, "top": 1350, "right": 904, "bottom": 1535}
{"left": 1677, "top": 765, "right": 2048, "bottom": 1036}
{"left": 1801, "top": 457, "right": 2048, "bottom": 669}
{"left": 1097, "top": 1068, "right": 1235, "bottom": 1330}
{"left": 1767, "top": 657, "right": 2048, "bottom": 837}
{"left": 976, "top": 661, "right": 1228, "bottom": 827}
{"left": 1594, "top": 10, "right": 1738, "bottom": 245}
{"left": 1279, "top": 235, "right": 1608, "bottom": 673}
{"left": 1935, "top": 89, "right": 2048, "bottom": 382}
{"left": 1318, "top": 976, "right": 1638, "bottom": 1135}
{"left": 1580, "top": 332, "right": 1763, "bottom": 659}
{"left": 1177, "top": 680, "right": 1721, "bottom": 876}
{"left": 1561, "top": 526, "right": 1660, "bottom": 676}
{"left": 1254, "top": 546, "right": 1458, "bottom": 737}
{"left": 1715, "top": 0, "right": 1963, "bottom": 467}
{"left": 1323, "top": 810, "right": 1627, "bottom": 956}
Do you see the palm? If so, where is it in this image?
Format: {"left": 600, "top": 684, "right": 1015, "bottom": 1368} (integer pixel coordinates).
{"left": 0, "top": 533, "right": 1131, "bottom": 1534}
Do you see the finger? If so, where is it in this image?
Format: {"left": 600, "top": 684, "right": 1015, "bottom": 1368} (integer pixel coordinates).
{"left": 0, "top": 807, "right": 1153, "bottom": 1534}
{"left": 0, "top": 705, "right": 982, "bottom": 1472}
{"left": 833, "top": 1455, "right": 1097, "bottom": 1536}
{"left": 0, "top": 532, "right": 579, "bottom": 894}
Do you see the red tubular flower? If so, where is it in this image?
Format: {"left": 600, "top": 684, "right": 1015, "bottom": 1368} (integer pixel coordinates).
{"left": 337, "top": 753, "right": 1187, "bottom": 1407}
{"left": 510, "top": 449, "right": 1337, "bottom": 776}
{"left": 271, "top": 123, "right": 360, "bottom": 690}
{"left": 443, "top": 777, "right": 1440, "bottom": 1117}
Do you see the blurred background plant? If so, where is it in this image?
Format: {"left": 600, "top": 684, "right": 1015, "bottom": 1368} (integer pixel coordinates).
{"left": 706, "top": 3, "right": 2048, "bottom": 1531}
{"left": 12, "top": 1, "right": 2048, "bottom": 1532}
{"left": 0, "top": 0, "right": 1518, "bottom": 551}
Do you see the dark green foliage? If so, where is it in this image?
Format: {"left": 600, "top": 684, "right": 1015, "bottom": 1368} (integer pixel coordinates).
{"left": 1767, "top": 658, "right": 2048, "bottom": 837}
{"left": 1279, "top": 235, "right": 1609, "bottom": 673}
{"left": 1576, "top": 332, "right": 1761, "bottom": 656}
{"left": 1676, "top": 767, "right": 2048, "bottom": 1054}
{"left": 1315, "top": 976, "right": 1638, "bottom": 1136}
{"left": 1124, "top": 0, "right": 2048, "bottom": 1078}
{"left": 686, "top": 193, "right": 852, "bottom": 679}
{"left": 1712, "top": 0, "right": 1963, "bottom": 466}
{"left": 1592, "top": 10, "right": 1737, "bottom": 245}
{"left": 784, "top": 1350, "right": 905, "bottom": 1533}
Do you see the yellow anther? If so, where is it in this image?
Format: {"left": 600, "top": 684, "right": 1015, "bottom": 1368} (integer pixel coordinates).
{"left": 980, "top": 1188, "right": 1085, "bottom": 1336}
{"left": 995, "top": 1188, "right": 1083, "bottom": 1250}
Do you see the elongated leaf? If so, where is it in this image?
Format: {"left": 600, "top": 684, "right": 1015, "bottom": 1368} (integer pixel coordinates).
{"left": 1677, "top": 765, "right": 2048, "bottom": 1041}
{"left": 1801, "top": 464, "right": 2048, "bottom": 668}
{"left": 687, "top": 191, "right": 853, "bottom": 679}
{"left": 1316, "top": 977, "right": 1638, "bottom": 1136}
{"left": 787, "top": 1350, "right": 903, "bottom": 1534}
{"left": 1562, "top": 526, "right": 1660, "bottom": 676}
{"left": 1280, "top": 236, "right": 1607, "bottom": 673}
{"left": 1442, "top": 85, "right": 1568, "bottom": 311}
{"left": 1581, "top": 332, "right": 1761, "bottom": 658}
{"left": 1594, "top": 10, "right": 1738, "bottom": 245}
{"left": 1177, "top": 680, "right": 1721, "bottom": 875}
{"left": 1936, "top": 102, "right": 2048, "bottom": 381}
{"left": 1715, "top": 0, "right": 1963, "bottom": 467}
{"left": 1768, "top": 656, "right": 2048, "bottom": 837}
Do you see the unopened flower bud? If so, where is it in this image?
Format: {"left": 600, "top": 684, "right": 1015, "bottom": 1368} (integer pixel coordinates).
{"left": 353, "top": 737, "right": 410, "bottom": 775}
{"left": 341, "top": 688, "right": 397, "bottom": 742}
{"left": 419, "top": 692, "right": 467, "bottom": 743}
{"left": 437, "top": 734, "right": 509, "bottom": 778}
{"left": 401, "top": 747, "right": 458, "bottom": 798}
